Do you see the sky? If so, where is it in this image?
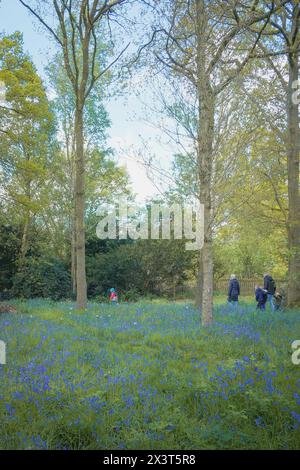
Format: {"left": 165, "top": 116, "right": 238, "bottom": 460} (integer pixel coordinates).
{"left": 0, "top": 0, "right": 173, "bottom": 203}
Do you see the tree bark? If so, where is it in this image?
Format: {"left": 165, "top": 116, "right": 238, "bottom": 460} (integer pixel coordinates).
{"left": 19, "top": 175, "right": 31, "bottom": 270}
{"left": 74, "top": 104, "right": 87, "bottom": 308}
{"left": 287, "top": 51, "right": 300, "bottom": 306}
{"left": 196, "top": 249, "right": 203, "bottom": 309}
{"left": 71, "top": 212, "right": 77, "bottom": 297}
{"left": 19, "top": 215, "right": 30, "bottom": 268}
{"left": 196, "top": 0, "right": 215, "bottom": 326}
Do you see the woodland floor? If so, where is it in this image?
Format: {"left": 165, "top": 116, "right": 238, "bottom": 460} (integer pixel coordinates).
{"left": 0, "top": 299, "right": 300, "bottom": 450}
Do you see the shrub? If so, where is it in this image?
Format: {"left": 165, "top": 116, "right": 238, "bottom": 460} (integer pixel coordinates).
{"left": 122, "top": 288, "right": 140, "bottom": 302}
{"left": 11, "top": 257, "right": 71, "bottom": 300}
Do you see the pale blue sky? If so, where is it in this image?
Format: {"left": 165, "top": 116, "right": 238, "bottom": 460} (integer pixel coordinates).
{"left": 0, "top": 0, "right": 173, "bottom": 202}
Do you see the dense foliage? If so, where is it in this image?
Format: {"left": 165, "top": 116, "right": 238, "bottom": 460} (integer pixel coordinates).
{"left": 11, "top": 258, "right": 71, "bottom": 301}
{"left": 0, "top": 25, "right": 296, "bottom": 302}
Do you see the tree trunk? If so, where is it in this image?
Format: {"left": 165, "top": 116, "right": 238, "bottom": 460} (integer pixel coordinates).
{"left": 67, "top": 118, "right": 77, "bottom": 298}
{"left": 19, "top": 214, "right": 30, "bottom": 269}
{"left": 18, "top": 159, "right": 31, "bottom": 270}
{"left": 196, "top": 0, "right": 215, "bottom": 326}
{"left": 173, "top": 279, "right": 176, "bottom": 301}
{"left": 196, "top": 249, "right": 203, "bottom": 309}
{"left": 201, "top": 204, "right": 214, "bottom": 325}
{"left": 71, "top": 212, "right": 77, "bottom": 297}
{"left": 71, "top": 158, "right": 77, "bottom": 298}
{"left": 287, "top": 51, "right": 300, "bottom": 306}
{"left": 74, "top": 104, "right": 87, "bottom": 309}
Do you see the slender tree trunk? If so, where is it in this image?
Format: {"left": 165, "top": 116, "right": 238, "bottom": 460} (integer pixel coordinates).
{"left": 19, "top": 214, "right": 30, "bottom": 268}
{"left": 201, "top": 202, "right": 214, "bottom": 325}
{"left": 71, "top": 154, "right": 77, "bottom": 298}
{"left": 173, "top": 279, "right": 176, "bottom": 301}
{"left": 67, "top": 120, "right": 77, "bottom": 297}
{"left": 71, "top": 212, "right": 77, "bottom": 297}
{"left": 19, "top": 175, "right": 31, "bottom": 270}
{"left": 287, "top": 51, "right": 300, "bottom": 306}
{"left": 196, "top": 249, "right": 203, "bottom": 309}
{"left": 199, "top": 144, "right": 214, "bottom": 327}
{"left": 18, "top": 155, "right": 32, "bottom": 270}
{"left": 74, "top": 104, "right": 87, "bottom": 308}
{"left": 196, "top": 0, "right": 215, "bottom": 325}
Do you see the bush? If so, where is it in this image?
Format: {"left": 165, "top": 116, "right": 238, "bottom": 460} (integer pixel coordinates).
{"left": 11, "top": 257, "right": 71, "bottom": 301}
{"left": 86, "top": 245, "right": 144, "bottom": 297}
{"left": 122, "top": 288, "right": 140, "bottom": 302}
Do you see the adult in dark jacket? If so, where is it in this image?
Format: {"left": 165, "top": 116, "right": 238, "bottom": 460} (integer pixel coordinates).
{"left": 255, "top": 285, "right": 268, "bottom": 311}
{"left": 263, "top": 273, "right": 276, "bottom": 312}
{"left": 228, "top": 275, "right": 240, "bottom": 307}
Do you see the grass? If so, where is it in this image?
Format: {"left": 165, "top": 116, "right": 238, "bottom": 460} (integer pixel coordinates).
{"left": 0, "top": 298, "right": 300, "bottom": 450}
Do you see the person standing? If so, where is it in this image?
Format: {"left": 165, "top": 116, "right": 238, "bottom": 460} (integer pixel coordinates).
{"left": 263, "top": 273, "right": 276, "bottom": 312}
{"left": 227, "top": 275, "right": 240, "bottom": 307}
{"left": 255, "top": 285, "right": 268, "bottom": 311}
{"left": 109, "top": 288, "right": 118, "bottom": 304}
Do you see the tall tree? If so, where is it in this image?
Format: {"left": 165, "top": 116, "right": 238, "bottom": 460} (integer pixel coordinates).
{"left": 19, "top": 0, "right": 129, "bottom": 308}
{"left": 0, "top": 32, "right": 54, "bottom": 270}
{"left": 47, "top": 51, "right": 111, "bottom": 295}
{"left": 253, "top": 1, "right": 300, "bottom": 305}
{"left": 138, "top": 0, "right": 288, "bottom": 324}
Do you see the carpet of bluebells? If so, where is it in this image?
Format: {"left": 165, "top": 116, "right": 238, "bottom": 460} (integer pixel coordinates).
{"left": 0, "top": 299, "right": 300, "bottom": 450}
